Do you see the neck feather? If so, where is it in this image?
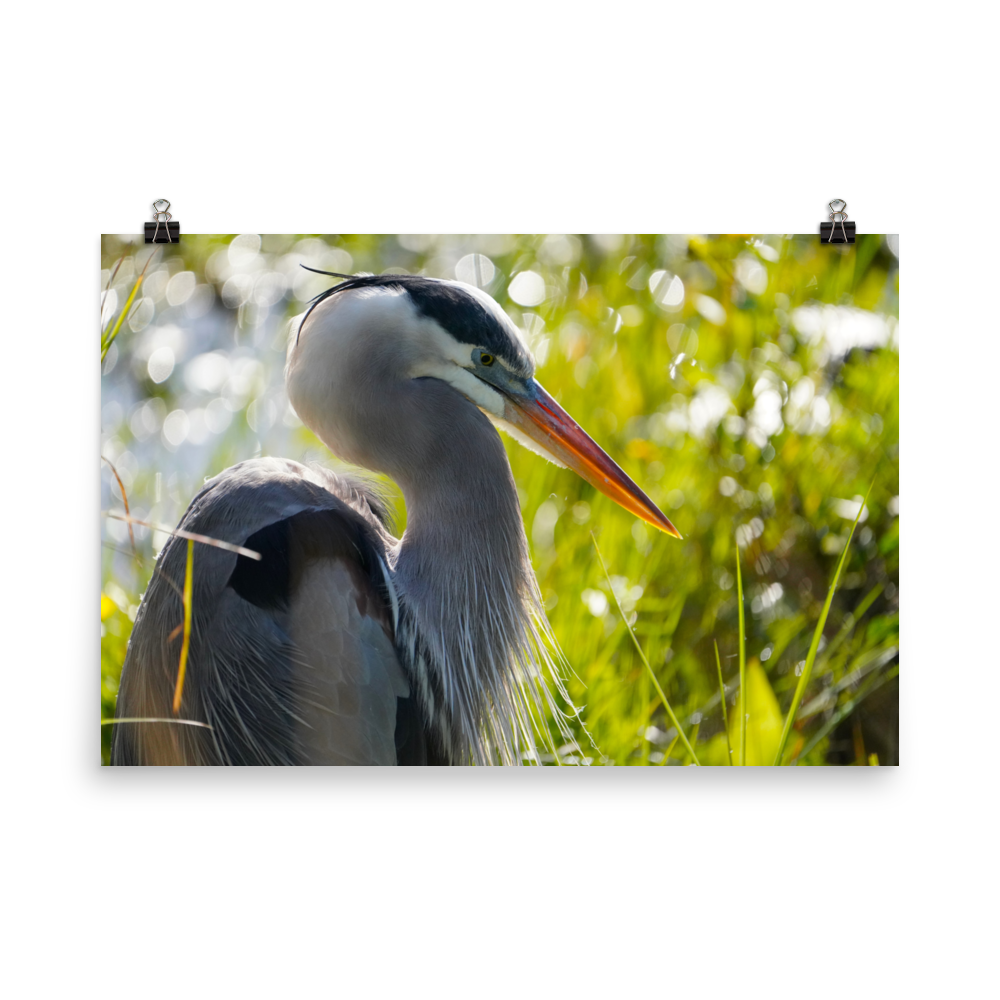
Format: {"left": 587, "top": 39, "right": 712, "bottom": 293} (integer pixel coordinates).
{"left": 388, "top": 386, "right": 563, "bottom": 764}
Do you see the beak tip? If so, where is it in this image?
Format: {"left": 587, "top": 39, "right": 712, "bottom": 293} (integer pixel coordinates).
{"left": 647, "top": 510, "right": 682, "bottom": 539}
{"left": 512, "top": 380, "right": 686, "bottom": 542}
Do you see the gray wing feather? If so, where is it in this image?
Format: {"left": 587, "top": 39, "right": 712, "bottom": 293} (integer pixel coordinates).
{"left": 111, "top": 457, "right": 408, "bottom": 766}
{"left": 291, "top": 560, "right": 408, "bottom": 764}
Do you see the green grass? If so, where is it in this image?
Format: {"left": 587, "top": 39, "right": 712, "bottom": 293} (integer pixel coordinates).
{"left": 100, "top": 233, "right": 899, "bottom": 765}
{"left": 714, "top": 641, "right": 732, "bottom": 765}
{"left": 736, "top": 544, "right": 747, "bottom": 765}
{"left": 593, "top": 532, "right": 700, "bottom": 765}
{"left": 773, "top": 485, "right": 871, "bottom": 764}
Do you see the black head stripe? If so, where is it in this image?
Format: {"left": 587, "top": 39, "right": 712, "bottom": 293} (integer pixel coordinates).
{"left": 298, "top": 269, "right": 532, "bottom": 375}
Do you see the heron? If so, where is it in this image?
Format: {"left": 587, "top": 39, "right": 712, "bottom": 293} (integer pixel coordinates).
{"left": 111, "top": 272, "right": 679, "bottom": 765}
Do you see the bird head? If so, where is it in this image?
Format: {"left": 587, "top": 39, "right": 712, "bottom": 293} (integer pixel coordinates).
{"left": 287, "top": 272, "right": 680, "bottom": 538}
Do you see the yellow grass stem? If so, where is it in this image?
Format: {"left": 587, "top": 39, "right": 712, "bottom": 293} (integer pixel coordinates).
{"left": 172, "top": 539, "right": 195, "bottom": 715}
{"left": 736, "top": 544, "right": 747, "bottom": 766}
{"left": 101, "top": 249, "right": 155, "bottom": 361}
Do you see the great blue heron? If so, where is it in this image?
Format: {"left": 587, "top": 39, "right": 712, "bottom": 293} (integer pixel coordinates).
{"left": 111, "top": 272, "right": 679, "bottom": 765}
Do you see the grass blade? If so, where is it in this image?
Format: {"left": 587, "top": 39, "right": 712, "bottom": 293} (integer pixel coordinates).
{"left": 101, "top": 717, "right": 213, "bottom": 730}
{"left": 682, "top": 721, "right": 701, "bottom": 765}
{"left": 657, "top": 732, "right": 680, "bottom": 765}
{"left": 172, "top": 539, "right": 195, "bottom": 715}
{"left": 773, "top": 485, "right": 872, "bottom": 764}
{"left": 736, "top": 543, "right": 746, "bottom": 766}
{"left": 715, "top": 640, "right": 733, "bottom": 765}
{"left": 100, "top": 253, "right": 125, "bottom": 318}
{"left": 592, "top": 532, "right": 700, "bottom": 766}
{"left": 101, "top": 249, "right": 155, "bottom": 361}
{"left": 101, "top": 456, "right": 138, "bottom": 562}
{"left": 103, "top": 511, "right": 261, "bottom": 560}
{"left": 794, "top": 664, "right": 897, "bottom": 762}
{"left": 817, "top": 582, "right": 884, "bottom": 678}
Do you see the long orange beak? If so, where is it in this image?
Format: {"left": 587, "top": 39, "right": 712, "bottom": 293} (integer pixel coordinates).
{"left": 504, "top": 380, "right": 681, "bottom": 538}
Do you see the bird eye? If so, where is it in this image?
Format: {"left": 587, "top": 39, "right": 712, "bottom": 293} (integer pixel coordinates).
{"left": 480, "top": 353, "right": 494, "bottom": 366}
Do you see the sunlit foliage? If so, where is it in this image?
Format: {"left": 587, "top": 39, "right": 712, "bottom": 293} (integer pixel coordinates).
{"left": 101, "top": 233, "right": 899, "bottom": 765}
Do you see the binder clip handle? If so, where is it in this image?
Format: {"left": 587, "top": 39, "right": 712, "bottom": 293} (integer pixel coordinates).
{"left": 819, "top": 198, "right": 856, "bottom": 244}
{"left": 145, "top": 199, "right": 180, "bottom": 244}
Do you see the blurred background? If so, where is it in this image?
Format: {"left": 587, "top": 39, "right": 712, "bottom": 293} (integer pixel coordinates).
{"left": 101, "top": 233, "right": 899, "bottom": 766}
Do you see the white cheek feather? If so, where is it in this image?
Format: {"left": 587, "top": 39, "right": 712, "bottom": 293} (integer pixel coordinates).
{"left": 488, "top": 415, "right": 567, "bottom": 469}
{"left": 407, "top": 312, "right": 508, "bottom": 417}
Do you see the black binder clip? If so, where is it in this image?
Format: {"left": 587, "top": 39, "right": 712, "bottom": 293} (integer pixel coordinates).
{"left": 819, "top": 199, "right": 855, "bottom": 244}
{"left": 144, "top": 199, "right": 180, "bottom": 244}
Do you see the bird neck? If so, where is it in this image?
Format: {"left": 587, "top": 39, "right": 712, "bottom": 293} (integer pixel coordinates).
{"left": 390, "top": 391, "right": 542, "bottom": 765}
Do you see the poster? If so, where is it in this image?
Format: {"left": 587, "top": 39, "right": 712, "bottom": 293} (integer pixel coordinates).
{"left": 101, "top": 234, "right": 899, "bottom": 766}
